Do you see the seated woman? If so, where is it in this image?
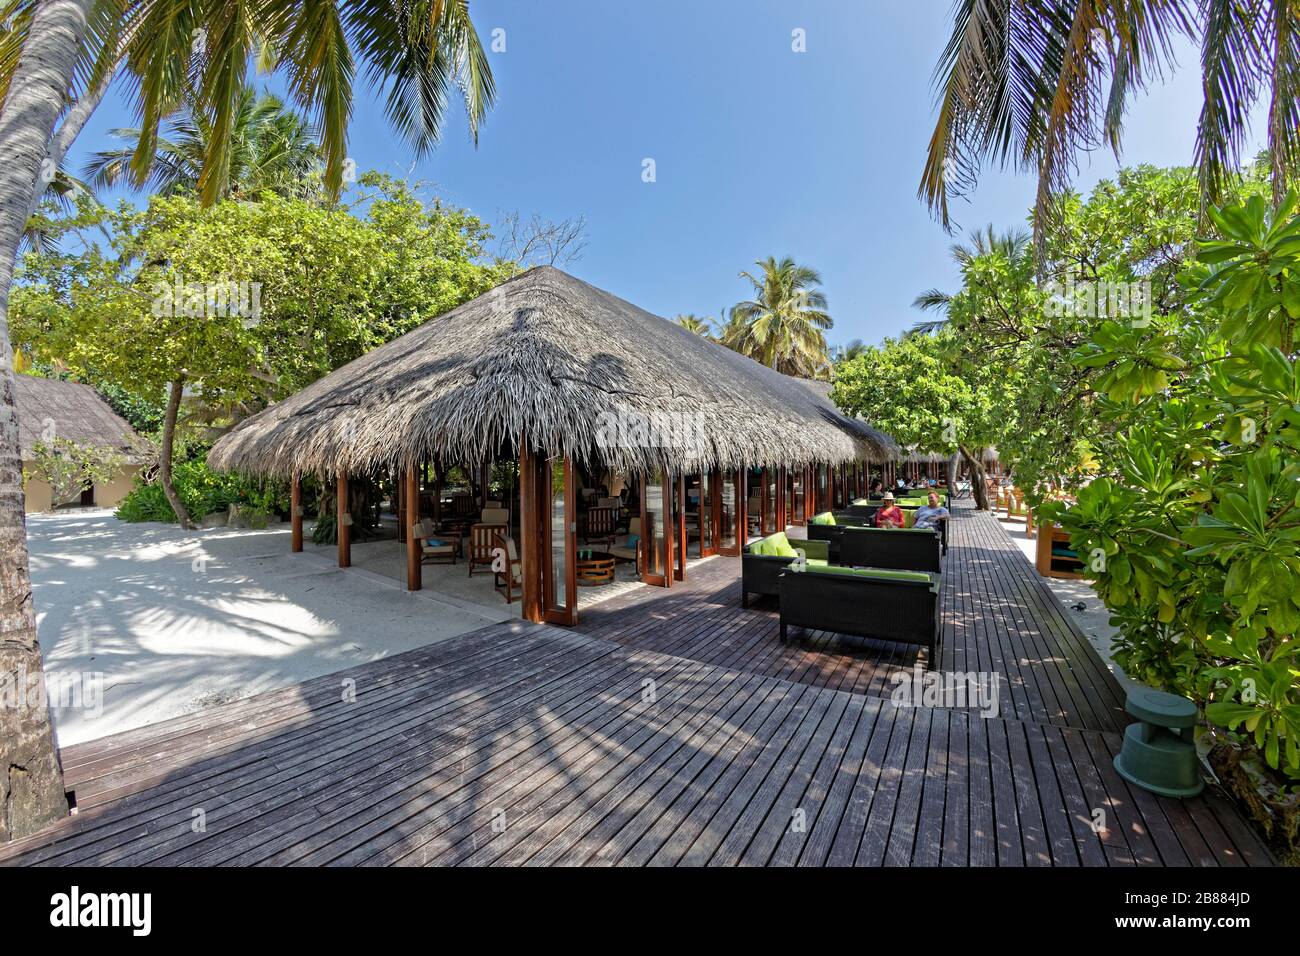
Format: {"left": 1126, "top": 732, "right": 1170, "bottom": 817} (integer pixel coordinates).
{"left": 868, "top": 478, "right": 884, "bottom": 497}
{"left": 875, "top": 493, "right": 905, "bottom": 528}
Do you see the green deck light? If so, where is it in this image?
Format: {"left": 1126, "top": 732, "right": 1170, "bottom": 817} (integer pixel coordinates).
{"left": 1113, "top": 686, "right": 1204, "bottom": 798}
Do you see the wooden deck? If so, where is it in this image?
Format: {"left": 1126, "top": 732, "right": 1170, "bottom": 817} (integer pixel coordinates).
{"left": 578, "top": 500, "right": 1130, "bottom": 733}
{"left": 0, "top": 504, "right": 1271, "bottom": 866}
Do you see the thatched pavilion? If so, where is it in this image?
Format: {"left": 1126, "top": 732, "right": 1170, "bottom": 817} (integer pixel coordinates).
{"left": 211, "top": 267, "right": 894, "bottom": 623}
{"left": 16, "top": 376, "right": 142, "bottom": 512}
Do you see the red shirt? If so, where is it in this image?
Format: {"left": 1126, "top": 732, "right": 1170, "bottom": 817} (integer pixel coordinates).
{"left": 875, "top": 505, "right": 905, "bottom": 528}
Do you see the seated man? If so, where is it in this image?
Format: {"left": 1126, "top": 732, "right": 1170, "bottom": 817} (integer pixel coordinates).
{"left": 875, "top": 493, "right": 905, "bottom": 528}
{"left": 913, "top": 491, "right": 950, "bottom": 531}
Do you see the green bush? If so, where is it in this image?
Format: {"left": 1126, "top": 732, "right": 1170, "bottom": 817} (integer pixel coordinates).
{"left": 115, "top": 458, "right": 288, "bottom": 524}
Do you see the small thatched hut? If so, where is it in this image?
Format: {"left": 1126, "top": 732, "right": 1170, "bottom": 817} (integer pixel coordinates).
{"left": 16, "top": 376, "right": 141, "bottom": 513}
{"left": 210, "top": 266, "right": 894, "bottom": 622}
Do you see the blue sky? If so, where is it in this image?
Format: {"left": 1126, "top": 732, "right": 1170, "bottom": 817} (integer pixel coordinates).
{"left": 67, "top": 0, "right": 1269, "bottom": 347}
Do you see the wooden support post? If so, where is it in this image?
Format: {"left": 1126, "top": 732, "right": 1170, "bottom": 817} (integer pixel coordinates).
{"left": 518, "top": 436, "right": 543, "bottom": 622}
{"left": 290, "top": 471, "right": 303, "bottom": 553}
{"left": 337, "top": 469, "right": 350, "bottom": 568}
{"left": 405, "top": 463, "right": 421, "bottom": 591}
{"left": 776, "top": 467, "right": 786, "bottom": 530}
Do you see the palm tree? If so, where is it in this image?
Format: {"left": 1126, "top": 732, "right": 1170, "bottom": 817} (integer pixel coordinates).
{"left": 728, "top": 256, "right": 834, "bottom": 377}
{"left": 0, "top": 0, "right": 495, "bottom": 843}
{"left": 911, "top": 227, "right": 1031, "bottom": 333}
{"left": 674, "top": 313, "right": 715, "bottom": 337}
{"left": 84, "top": 88, "right": 319, "bottom": 198}
{"left": 919, "top": 0, "right": 1300, "bottom": 240}
{"left": 831, "top": 338, "right": 868, "bottom": 363}
{"left": 714, "top": 304, "right": 749, "bottom": 350}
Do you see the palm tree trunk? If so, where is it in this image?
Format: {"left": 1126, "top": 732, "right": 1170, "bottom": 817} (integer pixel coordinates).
{"left": 1268, "top": 0, "right": 1292, "bottom": 207}
{"left": 959, "top": 444, "right": 991, "bottom": 510}
{"left": 0, "top": 0, "right": 94, "bottom": 842}
{"left": 160, "top": 378, "right": 194, "bottom": 529}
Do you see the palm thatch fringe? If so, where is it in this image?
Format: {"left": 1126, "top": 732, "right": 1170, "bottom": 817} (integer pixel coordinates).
{"left": 209, "top": 267, "right": 896, "bottom": 479}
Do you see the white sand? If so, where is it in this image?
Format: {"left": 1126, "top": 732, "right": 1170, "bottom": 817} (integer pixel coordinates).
{"left": 998, "top": 514, "right": 1128, "bottom": 681}
{"left": 26, "top": 509, "right": 512, "bottom": 747}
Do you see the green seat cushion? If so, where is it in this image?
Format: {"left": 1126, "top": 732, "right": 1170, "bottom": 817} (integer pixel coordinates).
{"left": 851, "top": 498, "right": 869, "bottom": 506}
{"left": 852, "top": 567, "right": 934, "bottom": 584}
{"left": 750, "top": 532, "right": 797, "bottom": 557}
{"left": 804, "top": 564, "right": 936, "bottom": 586}
{"left": 805, "top": 557, "right": 829, "bottom": 567}
{"left": 767, "top": 531, "right": 798, "bottom": 557}
{"left": 803, "top": 563, "right": 861, "bottom": 576}
{"left": 808, "top": 511, "right": 836, "bottom": 525}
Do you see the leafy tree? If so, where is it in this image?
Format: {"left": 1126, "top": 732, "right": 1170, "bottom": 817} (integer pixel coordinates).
{"left": 0, "top": 0, "right": 496, "bottom": 841}
{"left": 23, "top": 436, "right": 123, "bottom": 505}
{"left": 11, "top": 176, "right": 510, "bottom": 529}
{"left": 1043, "top": 193, "right": 1300, "bottom": 852}
{"left": 831, "top": 329, "right": 1010, "bottom": 509}
{"left": 728, "top": 256, "right": 833, "bottom": 377}
{"left": 920, "top": 165, "right": 1270, "bottom": 503}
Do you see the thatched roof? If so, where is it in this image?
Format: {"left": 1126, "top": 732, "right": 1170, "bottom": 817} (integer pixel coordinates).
{"left": 210, "top": 267, "right": 896, "bottom": 479}
{"left": 901, "top": 445, "right": 999, "bottom": 464}
{"left": 14, "top": 376, "right": 138, "bottom": 459}
{"left": 799, "top": 378, "right": 899, "bottom": 460}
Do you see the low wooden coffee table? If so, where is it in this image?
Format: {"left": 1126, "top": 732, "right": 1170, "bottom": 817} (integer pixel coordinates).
{"left": 575, "top": 551, "right": 616, "bottom": 586}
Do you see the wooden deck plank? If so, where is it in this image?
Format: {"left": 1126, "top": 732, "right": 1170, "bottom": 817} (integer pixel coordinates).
{"left": 1, "top": 502, "right": 1270, "bottom": 868}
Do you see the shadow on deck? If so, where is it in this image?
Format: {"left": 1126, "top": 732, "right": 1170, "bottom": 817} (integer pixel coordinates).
{"left": 0, "top": 504, "right": 1271, "bottom": 866}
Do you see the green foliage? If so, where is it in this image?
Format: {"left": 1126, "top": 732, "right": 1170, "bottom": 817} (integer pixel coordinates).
{"left": 924, "top": 165, "right": 1270, "bottom": 502}
{"left": 93, "top": 382, "right": 165, "bottom": 434}
{"left": 1045, "top": 193, "right": 1300, "bottom": 791}
{"left": 24, "top": 438, "right": 125, "bottom": 506}
{"left": 12, "top": 177, "right": 512, "bottom": 416}
{"left": 724, "top": 257, "right": 833, "bottom": 377}
{"left": 831, "top": 328, "right": 1006, "bottom": 463}
{"left": 83, "top": 89, "right": 321, "bottom": 201}
{"left": 115, "top": 458, "right": 287, "bottom": 523}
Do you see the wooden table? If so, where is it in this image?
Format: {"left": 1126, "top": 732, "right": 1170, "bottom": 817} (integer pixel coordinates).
{"left": 575, "top": 551, "right": 616, "bottom": 586}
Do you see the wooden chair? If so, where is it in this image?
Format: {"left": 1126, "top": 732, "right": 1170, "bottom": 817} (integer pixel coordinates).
{"left": 413, "top": 518, "right": 456, "bottom": 564}
{"left": 493, "top": 533, "right": 523, "bottom": 603}
{"left": 468, "top": 521, "right": 507, "bottom": 576}
{"left": 481, "top": 507, "right": 510, "bottom": 526}
{"left": 583, "top": 506, "right": 616, "bottom": 546}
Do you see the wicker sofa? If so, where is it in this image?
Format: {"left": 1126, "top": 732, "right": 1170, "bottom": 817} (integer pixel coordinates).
{"left": 778, "top": 564, "right": 940, "bottom": 666}
{"left": 741, "top": 532, "right": 831, "bottom": 608}
{"left": 840, "top": 525, "right": 941, "bottom": 572}
{"left": 818, "top": 505, "right": 949, "bottom": 554}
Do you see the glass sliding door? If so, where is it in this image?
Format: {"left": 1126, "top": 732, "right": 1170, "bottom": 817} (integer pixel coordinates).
{"left": 761, "top": 468, "right": 777, "bottom": 535}
{"left": 776, "top": 467, "right": 786, "bottom": 530}
{"left": 542, "top": 456, "right": 576, "bottom": 624}
{"left": 673, "top": 475, "right": 686, "bottom": 581}
{"left": 640, "top": 467, "right": 672, "bottom": 586}
{"left": 698, "top": 471, "right": 718, "bottom": 557}
{"left": 789, "top": 467, "right": 806, "bottom": 524}
{"left": 718, "top": 469, "right": 740, "bottom": 556}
